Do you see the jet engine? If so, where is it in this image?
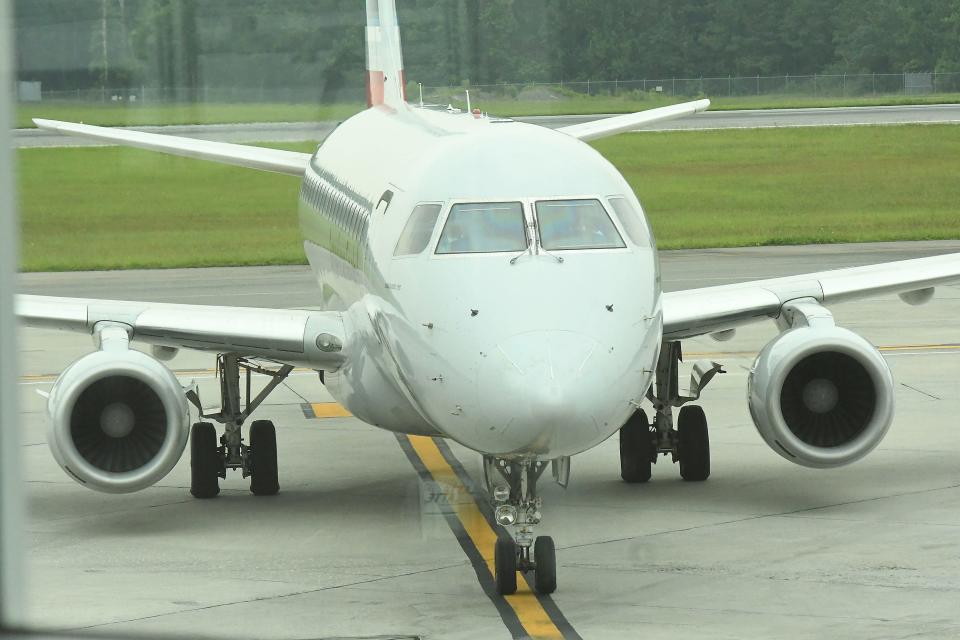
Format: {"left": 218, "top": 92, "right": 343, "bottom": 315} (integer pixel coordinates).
{"left": 748, "top": 319, "right": 894, "bottom": 469}
{"left": 46, "top": 326, "right": 190, "bottom": 493}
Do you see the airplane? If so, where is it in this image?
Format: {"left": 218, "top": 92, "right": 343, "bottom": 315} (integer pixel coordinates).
{"left": 14, "top": 0, "right": 960, "bottom": 597}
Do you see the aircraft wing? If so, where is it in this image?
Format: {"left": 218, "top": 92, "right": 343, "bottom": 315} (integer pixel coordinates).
{"left": 15, "top": 295, "right": 348, "bottom": 369}
{"left": 557, "top": 99, "right": 711, "bottom": 142}
{"left": 662, "top": 252, "right": 960, "bottom": 340}
{"left": 32, "top": 119, "right": 311, "bottom": 177}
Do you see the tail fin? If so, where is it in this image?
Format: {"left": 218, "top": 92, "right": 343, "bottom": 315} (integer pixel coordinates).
{"left": 365, "top": 0, "right": 406, "bottom": 109}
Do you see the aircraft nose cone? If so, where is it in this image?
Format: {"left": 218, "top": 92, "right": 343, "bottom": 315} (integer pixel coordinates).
{"left": 477, "top": 330, "right": 600, "bottom": 454}
{"left": 527, "top": 381, "right": 571, "bottom": 425}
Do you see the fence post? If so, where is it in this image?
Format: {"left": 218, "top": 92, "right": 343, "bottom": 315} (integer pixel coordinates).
{"left": 614, "top": 78, "right": 618, "bottom": 95}
{"left": 872, "top": 73, "right": 876, "bottom": 95}
{"left": 728, "top": 75, "right": 732, "bottom": 96}
{"left": 587, "top": 79, "right": 591, "bottom": 95}
{"left": 842, "top": 73, "right": 846, "bottom": 96}
{"left": 756, "top": 74, "right": 760, "bottom": 96}
{"left": 672, "top": 77, "right": 676, "bottom": 95}
{"left": 813, "top": 73, "right": 817, "bottom": 96}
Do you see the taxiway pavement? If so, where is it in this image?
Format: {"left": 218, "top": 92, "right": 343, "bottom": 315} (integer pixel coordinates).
{"left": 14, "top": 103, "right": 960, "bottom": 148}
{"left": 16, "top": 241, "right": 960, "bottom": 639}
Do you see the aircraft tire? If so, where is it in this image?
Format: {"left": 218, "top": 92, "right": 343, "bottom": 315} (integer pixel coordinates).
{"left": 495, "top": 537, "right": 518, "bottom": 595}
{"left": 678, "top": 405, "right": 710, "bottom": 481}
{"left": 190, "top": 422, "right": 221, "bottom": 499}
{"left": 249, "top": 420, "right": 279, "bottom": 496}
{"left": 620, "top": 409, "right": 655, "bottom": 483}
{"left": 534, "top": 536, "right": 557, "bottom": 594}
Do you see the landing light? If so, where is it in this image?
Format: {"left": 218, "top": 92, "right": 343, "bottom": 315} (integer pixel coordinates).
{"left": 495, "top": 505, "right": 518, "bottom": 526}
{"left": 315, "top": 333, "right": 342, "bottom": 352}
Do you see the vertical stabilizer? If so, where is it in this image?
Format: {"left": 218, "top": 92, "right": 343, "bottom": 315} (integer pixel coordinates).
{"left": 365, "top": 0, "right": 406, "bottom": 108}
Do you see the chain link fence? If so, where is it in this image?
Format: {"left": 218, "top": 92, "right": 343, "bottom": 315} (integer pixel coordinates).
{"left": 16, "top": 71, "right": 960, "bottom": 105}
{"left": 18, "top": 85, "right": 356, "bottom": 104}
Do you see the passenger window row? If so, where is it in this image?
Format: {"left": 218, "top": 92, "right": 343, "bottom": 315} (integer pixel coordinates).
{"left": 303, "top": 169, "right": 372, "bottom": 244}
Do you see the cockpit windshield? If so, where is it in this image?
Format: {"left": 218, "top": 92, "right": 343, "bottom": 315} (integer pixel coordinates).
{"left": 436, "top": 202, "right": 527, "bottom": 254}
{"left": 535, "top": 199, "right": 626, "bottom": 250}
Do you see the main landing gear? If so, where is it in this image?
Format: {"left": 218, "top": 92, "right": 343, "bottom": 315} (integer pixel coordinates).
{"left": 186, "top": 354, "right": 292, "bottom": 498}
{"left": 620, "top": 341, "right": 723, "bottom": 483}
{"left": 484, "top": 457, "right": 564, "bottom": 595}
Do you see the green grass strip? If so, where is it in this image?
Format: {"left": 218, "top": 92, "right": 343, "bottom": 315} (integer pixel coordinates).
{"left": 16, "top": 125, "right": 960, "bottom": 271}
{"left": 16, "top": 93, "right": 960, "bottom": 129}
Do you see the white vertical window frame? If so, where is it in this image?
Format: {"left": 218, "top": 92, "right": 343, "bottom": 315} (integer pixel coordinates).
{"left": 0, "top": 0, "right": 25, "bottom": 626}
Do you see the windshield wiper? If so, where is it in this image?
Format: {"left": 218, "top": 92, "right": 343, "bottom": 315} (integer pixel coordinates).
{"left": 531, "top": 216, "right": 563, "bottom": 264}
{"left": 509, "top": 219, "right": 536, "bottom": 265}
{"left": 509, "top": 237, "right": 533, "bottom": 265}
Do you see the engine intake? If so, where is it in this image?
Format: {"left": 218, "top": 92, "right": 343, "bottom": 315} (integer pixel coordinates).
{"left": 47, "top": 335, "right": 189, "bottom": 493}
{"left": 748, "top": 323, "right": 894, "bottom": 468}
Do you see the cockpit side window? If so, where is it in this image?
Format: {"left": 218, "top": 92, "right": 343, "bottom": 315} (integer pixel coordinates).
{"left": 535, "top": 199, "right": 626, "bottom": 250}
{"left": 607, "top": 196, "right": 652, "bottom": 248}
{"left": 394, "top": 203, "right": 443, "bottom": 256}
{"left": 435, "top": 202, "right": 527, "bottom": 254}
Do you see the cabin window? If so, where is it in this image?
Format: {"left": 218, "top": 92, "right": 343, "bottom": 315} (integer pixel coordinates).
{"left": 535, "top": 199, "right": 626, "bottom": 250}
{"left": 607, "top": 197, "right": 652, "bottom": 248}
{"left": 394, "top": 204, "right": 443, "bottom": 256}
{"left": 435, "top": 202, "right": 527, "bottom": 254}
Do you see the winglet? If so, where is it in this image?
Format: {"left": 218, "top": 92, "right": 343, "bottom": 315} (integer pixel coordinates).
{"left": 558, "top": 99, "right": 711, "bottom": 142}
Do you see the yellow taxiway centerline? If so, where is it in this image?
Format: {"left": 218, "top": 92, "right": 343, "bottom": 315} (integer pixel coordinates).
{"left": 406, "top": 435, "right": 565, "bottom": 640}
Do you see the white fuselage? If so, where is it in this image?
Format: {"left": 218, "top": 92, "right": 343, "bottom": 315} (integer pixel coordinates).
{"left": 298, "top": 105, "right": 663, "bottom": 459}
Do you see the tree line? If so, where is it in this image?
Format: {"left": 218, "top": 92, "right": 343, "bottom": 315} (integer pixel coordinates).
{"left": 14, "top": 0, "right": 960, "bottom": 96}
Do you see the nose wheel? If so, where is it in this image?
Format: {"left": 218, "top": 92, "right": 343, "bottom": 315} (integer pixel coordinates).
{"left": 494, "top": 536, "right": 557, "bottom": 596}
{"left": 485, "top": 457, "right": 559, "bottom": 594}
{"left": 494, "top": 538, "right": 518, "bottom": 595}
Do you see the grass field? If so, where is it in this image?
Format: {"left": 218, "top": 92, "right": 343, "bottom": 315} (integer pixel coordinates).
{"left": 16, "top": 93, "right": 960, "bottom": 128}
{"left": 445, "top": 93, "right": 960, "bottom": 118}
{"left": 16, "top": 124, "right": 960, "bottom": 271}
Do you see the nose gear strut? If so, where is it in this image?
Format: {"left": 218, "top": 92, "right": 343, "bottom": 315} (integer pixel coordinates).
{"left": 483, "top": 456, "right": 558, "bottom": 594}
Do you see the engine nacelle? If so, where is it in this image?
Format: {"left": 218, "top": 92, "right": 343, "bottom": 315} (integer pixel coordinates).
{"left": 748, "top": 325, "right": 894, "bottom": 468}
{"left": 47, "top": 343, "right": 190, "bottom": 493}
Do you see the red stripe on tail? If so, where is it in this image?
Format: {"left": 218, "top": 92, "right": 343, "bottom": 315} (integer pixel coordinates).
{"left": 367, "top": 71, "right": 386, "bottom": 107}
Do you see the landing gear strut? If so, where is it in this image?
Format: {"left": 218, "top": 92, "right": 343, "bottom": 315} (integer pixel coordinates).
{"left": 186, "top": 354, "right": 292, "bottom": 498}
{"left": 484, "top": 457, "right": 560, "bottom": 595}
{"left": 619, "top": 341, "right": 723, "bottom": 482}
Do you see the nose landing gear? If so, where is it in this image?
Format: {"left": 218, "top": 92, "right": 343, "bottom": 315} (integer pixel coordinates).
{"left": 484, "top": 457, "right": 559, "bottom": 595}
